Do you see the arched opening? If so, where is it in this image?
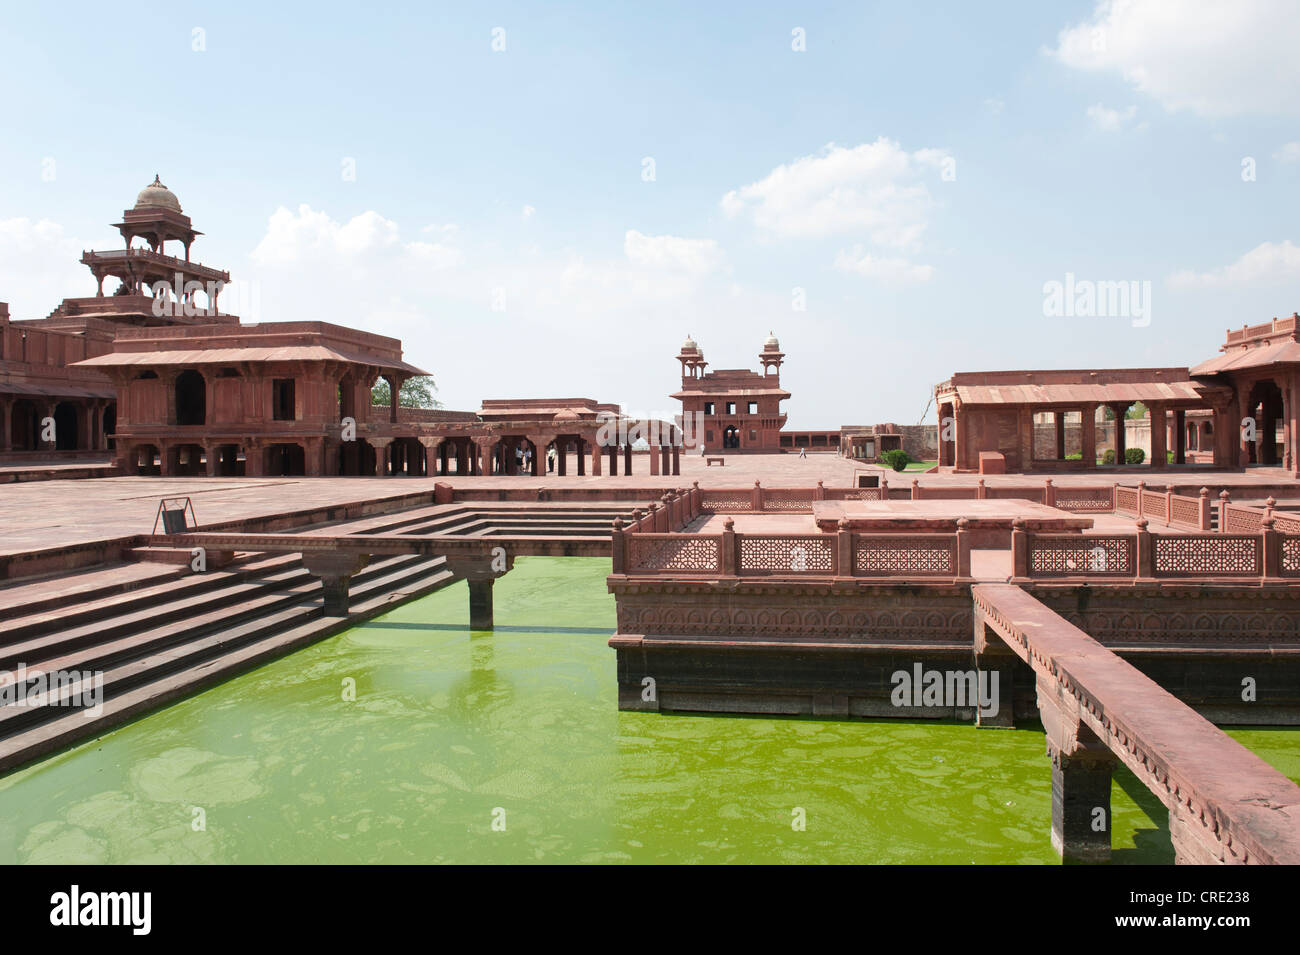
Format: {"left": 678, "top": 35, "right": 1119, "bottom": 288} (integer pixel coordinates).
{"left": 212, "top": 444, "right": 242, "bottom": 476}
{"left": 175, "top": 369, "right": 206, "bottom": 426}
{"left": 10, "top": 399, "right": 38, "bottom": 451}
{"left": 103, "top": 404, "right": 116, "bottom": 451}
{"left": 53, "top": 401, "right": 79, "bottom": 451}
{"left": 723, "top": 426, "right": 740, "bottom": 450}
{"left": 1246, "top": 380, "right": 1284, "bottom": 466}
{"left": 132, "top": 444, "right": 161, "bottom": 476}
{"left": 169, "top": 443, "right": 207, "bottom": 476}
{"left": 263, "top": 443, "right": 305, "bottom": 477}
{"left": 391, "top": 437, "right": 426, "bottom": 476}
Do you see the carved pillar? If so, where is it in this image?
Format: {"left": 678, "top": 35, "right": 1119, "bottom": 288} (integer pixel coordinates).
{"left": 1081, "top": 404, "right": 1097, "bottom": 468}
{"left": 953, "top": 403, "right": 968, "bottom": 470}
{"left": 1173, "top": 408, "right": 1186, "bottom": 465}
{"left": 607, "top": 445, "right": 618, "bottom": 476}
{"left": 590, "top": 437, "right": 601, "bottom": 476}
{"left": 576, "top": 437, "right": 586, "bottom": 475}
{"left": 303, "top": 551, "right": 369, "bottom": 616}
{"left": 373, "top": 439, "right": 391, "bottom": 476}
{"left": 1149, "top": 403, "right": 1167, "bottom": 468}
{"left": 624, "top": 443, "right": 633, "bottom": 476}
{"left": 1111, "top": 404, "right": 1127, "bottom": 465}
{"left": 1054, "top": 411, "right": 1065, "bottom": 460}
{"left": 448, "top": 553, "right": 513, "bottom": 630}
{"left": 649, "top": 440, "right": 660, "bottom": 475}
{"left": 672, "top": 445, "right": 680, "bottom": 476}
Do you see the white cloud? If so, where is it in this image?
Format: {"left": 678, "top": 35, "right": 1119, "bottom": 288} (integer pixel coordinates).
{"left": 1051, "top": 0, "right": 1300, "bottom": 117}
{"left": 251, "top": 206, "right": 401, "bottom": 265}
{"left": 521, "top": 204, "right": 536, "bottom": 219}
{"left": 834, "top": 246, "right": 934, "bottom": 284}
{"left": 1086, "top": 102, "right": 1138, "bottom": 131}
{"left": 1274, "top": 142, "right": 1300, "bottom": 163}
{"left": 0, "top": 218, "right": 94, "bottom": 318}
{"left": 251, "top": 206, "right": 462, "bottom": 269}
{"left": 624, "top": 230, "right": 725, "bottom": 274}
{"left": 1168, "top": 240, "right": 1300, "bottom": 288}
{"left": 720, "top": 139, "right": 951, "bottom": 247}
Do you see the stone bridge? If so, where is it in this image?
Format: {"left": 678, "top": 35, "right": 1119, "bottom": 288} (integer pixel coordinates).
{"left": 158, "top": 531, "right": 608, "bottom": 627}
{"left": 972, "top": 582, "right": 1300, "bottom": 865}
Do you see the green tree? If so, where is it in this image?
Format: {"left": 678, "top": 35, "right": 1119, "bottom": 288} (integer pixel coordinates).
{"left": 1126, "top": 401, "right": 1147, "bottom": 419}
{"left": 371, "top": 376, "right": 441, "bottom": 410}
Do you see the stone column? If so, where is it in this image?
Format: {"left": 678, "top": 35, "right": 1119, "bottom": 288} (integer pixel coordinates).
{"left": 1149, "top": 404, "right": 1167, "bottom": 468}
{"left": 1080, "top": 404, "right": 1097, "bottom": 468}
{"left": 374, "top": 439, "right": 391, "bottom": 476}
{"left": 624, "top": 443, "right": 633, "bottom": 476}
{"left": 590, "top": 439, "right": 602, "bottom": 476}
{"left": 1039, "top": 680, "right": 1115, "bottom": 863}
{"left": 1047, "top": 740, "right": 1115, "bottom": 863}
{"left": 0, "top": 396, "right": 10, "bottom": 451}
{"left": 607, "top": 445, "right": 618, "bottom": 476}
{"left": 671, "top": 445, "right": 680, "bottom": 476}
{"left": 1110, "top": 404, "right": 1127, "bottom": 464}
{"left": 448, "top": 553, "right": 514, "bottom": 630}
{"left": 649, "top": 441, "right": 660, "bottom": 475}
{"left": 1173, "top": 408, "right": 1186, "bottom": 465}
{"left": 303, "top": 551, "right": 369, "bottom": 616}
{"left": 576, "top": 437, "right": 586, "bottom": 475}
{"left": 204, "top": 442, "right": 220, "bottom": 477}
{"left": 1054, "top": 411, "right": 1065, "bottom": 460}
{"left": 557, "top": 440, "right": 568, "bottom": 476}
{"left": 954, "top": 408, "right": 969, "bottom": 470}
{"left": 244, "top": 440, "right": 265, "bottom": 477}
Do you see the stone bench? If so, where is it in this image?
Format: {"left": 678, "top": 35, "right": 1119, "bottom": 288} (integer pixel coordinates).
{"left": 706, "top": 457, "right": 725, "bottom": 466}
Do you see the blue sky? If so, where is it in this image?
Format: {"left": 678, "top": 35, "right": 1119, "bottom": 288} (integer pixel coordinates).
{"left": 3, "top": 1, "right": 1298, "bottom": 428}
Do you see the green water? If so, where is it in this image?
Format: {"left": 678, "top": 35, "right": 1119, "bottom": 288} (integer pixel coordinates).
{"left": 1, "top": 557, "right": 1296, "bottom": 864}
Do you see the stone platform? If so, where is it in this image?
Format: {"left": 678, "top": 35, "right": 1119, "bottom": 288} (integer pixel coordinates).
{"left": 811, "top": 499, "right": 1092, "bottom": 532}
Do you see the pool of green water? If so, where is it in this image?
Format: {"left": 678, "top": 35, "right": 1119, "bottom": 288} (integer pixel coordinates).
{"left": 1, "top": 557, "right": 1295, "bottom": 864}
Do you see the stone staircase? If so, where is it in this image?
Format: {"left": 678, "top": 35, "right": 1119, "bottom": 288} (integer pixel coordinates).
{"left": 0, "top": 550, "right": 455, "bottom": 773}
{"left": 0, "top": 498, "right": 640, "bottom": 774}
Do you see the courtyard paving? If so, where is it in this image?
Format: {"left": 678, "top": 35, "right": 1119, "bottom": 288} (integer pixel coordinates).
{"left": 0, "top": 453, "right": 1294, "bottom": 556}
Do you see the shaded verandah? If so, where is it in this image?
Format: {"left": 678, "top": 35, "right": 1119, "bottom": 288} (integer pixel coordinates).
{"left": 933, "top": 372, "right": 1234, "bottom": 472}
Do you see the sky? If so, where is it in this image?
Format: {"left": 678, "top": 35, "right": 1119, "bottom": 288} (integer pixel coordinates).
{"left": 2, "top": 0, "right": 1299, "bottom": 429}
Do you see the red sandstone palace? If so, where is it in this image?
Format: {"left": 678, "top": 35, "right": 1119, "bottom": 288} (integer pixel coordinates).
{"left": 1, "top": 175, "right": 1297, "bottom": 483}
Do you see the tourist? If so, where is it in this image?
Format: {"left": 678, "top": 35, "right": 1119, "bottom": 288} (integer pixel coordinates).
{"left": 524, "top": 447, "right": 533, "bottom": 474}
{"left": 515, "top": 445, "right": 524, "bottom": 475}
{"left": 799, "top": 447, "right": 807, "bottom": 459}
{"left": 547, "top": 446, "right": 556, "bottom": 472}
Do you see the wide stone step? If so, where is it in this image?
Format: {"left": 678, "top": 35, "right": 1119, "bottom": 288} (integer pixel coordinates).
{"left": 0, "top": 562, "right": 183, "bottom": 622}
{"left": 0, "top": 558, "right": 458, "bottom": 773}
{"left": 0, "top": 560, "right": 317, "bottom": 663}
{"left": 0, "top": 553, "right": 301, "bottom": 642}
{"left": 0, "top": 552, "right": 424, "bottom": 669}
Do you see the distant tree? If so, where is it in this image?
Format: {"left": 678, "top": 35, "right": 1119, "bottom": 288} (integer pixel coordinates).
{"left": 371, "top": 376, "right": 441, "bottom": 410}
{"left": 1126, "top": 402, "right": 1147, "bottom": 420}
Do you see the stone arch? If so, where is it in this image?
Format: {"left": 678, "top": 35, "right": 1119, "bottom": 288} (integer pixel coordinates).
{"left": 10, "top": 399, "right": 38, "bottom": 451}
{"left": 175, "top": 369, "right": 206, "bottom": 426}
{"left": 53, "top": 401, "right": 80, "bottom": 451}
{"left": 263, "top": 442, "right": 306, "bottom": 477}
